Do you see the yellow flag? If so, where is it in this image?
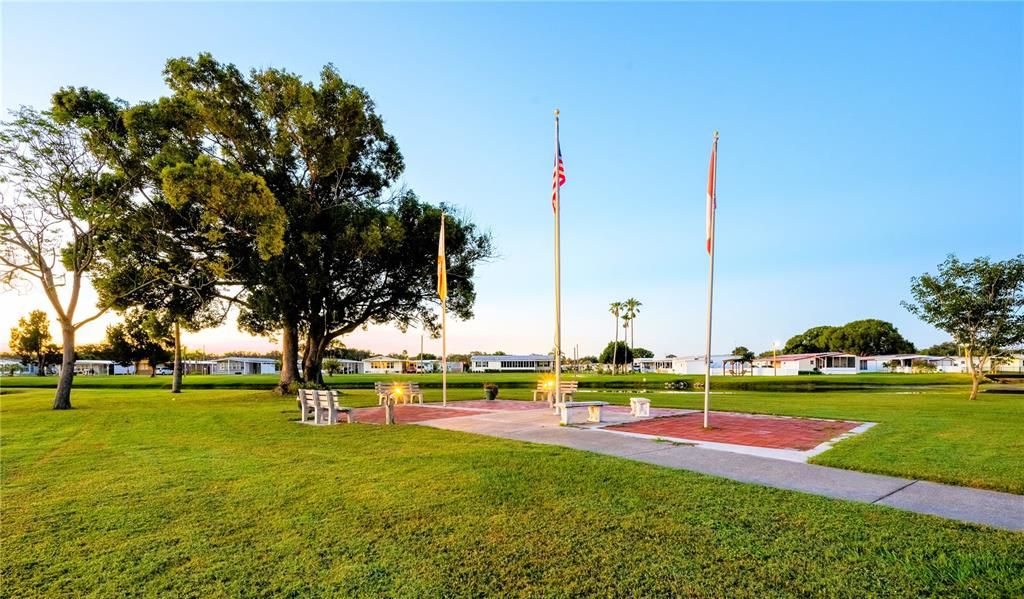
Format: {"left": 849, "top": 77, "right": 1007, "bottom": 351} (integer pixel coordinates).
{"left": 437, "top": 213, "right": 447, "bottom": 301}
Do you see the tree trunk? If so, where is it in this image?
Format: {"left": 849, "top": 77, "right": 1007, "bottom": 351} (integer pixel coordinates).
{"left": 171, "top": 320, "right": 182, "bottom": 394}
{"left": 276, "top": 319, "right": 301, "bottom": 394}
{"left": 965, "top": 347, "right": 980, "bottom": 401}
{"left": 37, "top": 352, "right": 45, "bottom": 376}
{"left": 302, "top": 327, "right": 327, "bottom": 386}
{"left": 53, "top": 324, "right": 75, "bottom": 410}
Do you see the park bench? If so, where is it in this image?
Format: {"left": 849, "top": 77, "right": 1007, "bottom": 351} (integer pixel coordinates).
{"left": 297, "top": 389, "right": 355, "bottom": 425}
{"left": 556, "top": 400, "right": 608, "bottom": 425}
{"left": 374, "top": 382, "right": 424, "bottom": 405}
{"left": 532, "top": 380, "right": 579, "bottom": 405}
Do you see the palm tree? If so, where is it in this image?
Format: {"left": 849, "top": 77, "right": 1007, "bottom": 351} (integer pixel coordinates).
{"left": 623, "top": 298, "right": 642, "bottom": 361}
{"left": 609, "top": 301, "right": 624, "bottom": 374}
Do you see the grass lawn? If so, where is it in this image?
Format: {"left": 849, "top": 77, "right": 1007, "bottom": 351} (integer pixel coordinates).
{"left": 0, "top": 371, "right": 979, "bottom": 390}
{"left": 2, "top": 388, "right": 1022, "bottom": 597}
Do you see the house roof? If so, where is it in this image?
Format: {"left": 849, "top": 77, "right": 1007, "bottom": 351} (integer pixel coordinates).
{"left": 753, "top": 352, "right": 855, "bottom": 362}
{"left": 363, "top": 356, "right": 405, "bottom": 362}
{"left": 214, "top": 357, "right": 276, "bottom": 364}
{"left": 471, "top": 354, "right": 554, "bottom": 362}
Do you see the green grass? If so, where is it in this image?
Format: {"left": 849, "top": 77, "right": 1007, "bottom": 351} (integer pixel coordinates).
{"left": 0, "top": 371, "right": 979, "bottom": 390}
{"left": 2, "top": 388, "right": 1022, "bottom": 597}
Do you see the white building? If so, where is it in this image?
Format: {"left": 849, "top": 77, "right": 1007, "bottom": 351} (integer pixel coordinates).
{"left": 362, "top": 356, "right": 406, "bottom": 374}
{"left": 60, "top": 359, "right": 133, "bottom": 376}
{"left": 212, "top": 357, "right": 278, "bottom": 375}
{"left": 633, "top": 358, "right": 675, "bottom": 373}
{"left": 633, "top": 355, "right": 741, "bottom": 375}
{"left": 860, "top": 354, "right": 945, "bottom": 373}
{"left": 470, "top": 354, "right": 554, "bottom": 373}
{"left": 326, "top": 359, "right": 365, "bottom": 375}
{"left": 750, "top": 352, "right": 859, "bottom": 375}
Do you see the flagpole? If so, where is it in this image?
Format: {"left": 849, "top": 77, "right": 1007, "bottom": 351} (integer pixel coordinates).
{"left": 441, "top": 213, "right": 448, "bottom": 407}
{"left": 442, "top": 301, "right": 447, "bottom": 407}
{"left": 553, "top": 109, "right": 562, "bottom": 405}
{"left": 703, "top": 131, "right": 718, "bottom": 429}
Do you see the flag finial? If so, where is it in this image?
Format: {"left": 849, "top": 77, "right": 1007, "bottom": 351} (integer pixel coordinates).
{"left": 714, "top": 130, "right": 719, "bottom": 140}
{"left": 555, "top": 108, "right": 560, "bottom": 117}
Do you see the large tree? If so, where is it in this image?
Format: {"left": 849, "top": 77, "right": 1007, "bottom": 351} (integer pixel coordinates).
{"left": 0, "top": 108, "right": 136, "bottom": 408}
{"left": 782, "top": 325, "right": 837, "bottom": 354}
{"left": 9, "top": 310, "right": 53, "bottom": 376}
{"left": 52, "top": 84, "right": 287, "bottom": 394}
{"left": 827, "top": 319, "right": 915, "bottom": 356}
{"left": 904, "top": 254, "right": 1024, "bottom": 400}
{"left": 151, "top": 54, "right": 489, "bottom": 389}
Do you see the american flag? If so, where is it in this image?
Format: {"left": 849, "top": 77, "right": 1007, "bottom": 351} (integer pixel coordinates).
{"left": 706, "top": 134, "right": 717, "bottom": 254}
{"left": 552, "top": 140, "right": 565, "bottom": 213}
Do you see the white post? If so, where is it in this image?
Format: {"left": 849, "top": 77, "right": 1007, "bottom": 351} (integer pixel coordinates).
{"left": 703, "top": 132, "right": 718, "bottom": 429}
{"left": 442, "top": 301, "right": 447, "bottom": 407}
{"left": 553, "top": 109, "right": 563, "bottom": 405}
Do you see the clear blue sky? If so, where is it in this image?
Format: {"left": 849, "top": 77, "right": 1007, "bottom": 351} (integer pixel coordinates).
{"left": 2, "top": 2, "right": 1022, "bottom": 357}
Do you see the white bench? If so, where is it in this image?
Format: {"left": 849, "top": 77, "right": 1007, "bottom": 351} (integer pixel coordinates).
{"left": 629, "top": 397, "right": 651, "bottom": 417}
{"left": 374, "top": 382, "right": 423, "bottom": 405}
{"left": 297, "top": 389, "right": 355, "bottom": 425}
{"left": 556, "top": 401, "right": 608, "bottom": 425}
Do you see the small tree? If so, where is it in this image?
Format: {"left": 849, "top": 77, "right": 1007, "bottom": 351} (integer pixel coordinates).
{"left": 9, "top": 310, "right": 53, "bottom": 376}
{"left": 904, "top": 254, "right": 1024, "bottom": 400}
{"left": 632, "top": 347, "right": 654, "bottom": 359}
{"left": 322, "top": 358, "right": 341, "bottom": 376}
{"left": 105, "top": 309, "right": 173, "bottom": 376}
{"left": 731, "top": 345, "right": 755, "bottom": 375}
{"left": 599, "top": 341, "right": 632, "bottom": 370}
{"left": 0, "top": 108, "right": 137, "bottom": 408}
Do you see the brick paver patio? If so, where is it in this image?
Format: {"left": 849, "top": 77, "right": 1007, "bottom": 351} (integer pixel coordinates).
{"left": 608, "top": 412, "right": 861, "bottom": 451}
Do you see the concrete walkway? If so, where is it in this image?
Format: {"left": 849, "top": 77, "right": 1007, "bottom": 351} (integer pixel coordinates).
{"left": 417, "top": 409, "right": 1024, "bottom": 532}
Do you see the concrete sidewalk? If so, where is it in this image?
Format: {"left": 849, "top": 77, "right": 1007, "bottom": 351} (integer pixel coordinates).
{"left": 417, "top": 409, "right": 1024, "bottom": 532}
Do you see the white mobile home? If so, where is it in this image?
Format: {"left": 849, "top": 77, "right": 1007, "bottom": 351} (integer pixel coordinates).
{"left": 859, "top": 354, "right": 943, "bottom": 373}
{"left": 751, "top": 352, "right": 859, "bottom": 375}
{"left": 632, "top": 358, "right": 675, "bottom": 373}
{"left": 362, "top": 356, "right": 406, "bottom": 374}
{"left": 327, "top": 359, "right": 365, "bottom": 374}
{"left": 470, "top": 354, "right": 554, "bottom": 373}
{"left": 212, "top": 357, "right": 278, "bottom": 375}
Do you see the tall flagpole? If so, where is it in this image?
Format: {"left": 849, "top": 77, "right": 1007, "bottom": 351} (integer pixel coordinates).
{"left": 553, "top": 109, "right": 562, "bottom": 404}
{"left": 703, "top": 131, "right": 718, "bottom": 429}
{"left": 442, "top": 301, "right": 447, "bottom": 407}
{"left": 439, "top": 212, "right": 448, "bottom": 407}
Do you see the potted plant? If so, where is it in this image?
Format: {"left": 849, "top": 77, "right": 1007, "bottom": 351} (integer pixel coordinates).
{"left": 484, "top": 383, "right": 499, "bottom": 400}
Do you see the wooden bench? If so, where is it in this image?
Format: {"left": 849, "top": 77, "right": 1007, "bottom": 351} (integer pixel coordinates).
{"left": 556, "top": 401, "right": 608, "bottom": 425}
{"left": 297, "top": 389, "right": 355, "bottom": 424}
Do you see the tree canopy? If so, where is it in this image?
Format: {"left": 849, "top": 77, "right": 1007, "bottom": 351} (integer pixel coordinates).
{"left": 783, "top": 320, "right": 914, "bottom": 356}
{"left": 9, "top": 310, "right": 53, "bottom": 375}
{"left": 904, "top": 254, "right": 1024, "bottom": 399}
{"left": 599, "top": 341, "right": 633, "bottom": 366}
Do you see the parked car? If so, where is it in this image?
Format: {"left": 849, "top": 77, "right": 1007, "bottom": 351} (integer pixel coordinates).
{"left": 155, "top": 367, "right": 173, "bottom": 375}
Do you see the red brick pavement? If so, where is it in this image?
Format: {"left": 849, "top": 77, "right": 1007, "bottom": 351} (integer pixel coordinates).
{"left": 608, "top": 412, "right": 861, "bottom": 451}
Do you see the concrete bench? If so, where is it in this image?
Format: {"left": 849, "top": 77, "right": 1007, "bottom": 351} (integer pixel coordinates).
{"left": 556, "top": 401, "right": 608, "bottom": 425}
{"left": 629, "top": 397, "right": 651, "bottom": 417}
{"left": 298, "top": 389, "right": 355, "bottom": 424}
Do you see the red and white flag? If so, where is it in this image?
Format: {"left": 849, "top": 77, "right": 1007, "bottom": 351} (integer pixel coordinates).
{"left": 552, "top": 140, "right": 565, "bottom": 213}
{"left": 706, "top": 134, "right": 717, "bottom": 254}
